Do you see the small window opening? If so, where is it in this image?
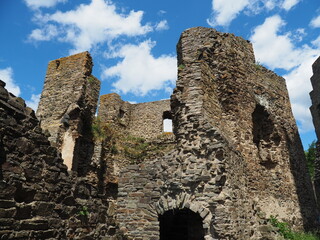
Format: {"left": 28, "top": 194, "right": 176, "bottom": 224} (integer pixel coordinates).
{"left": 55, "top": 60, "right": 60, "bottom": 69}
{"left": 119, "top": 109, "right": 125, "bottom": 118}
{"left": 159, "top": 208, "right": 205, "bottom": 240}
{"left": 252, "top": 105, "right": 271, "bottom": 147}
{"left": 252, "top": 104, "right": 280, "bottom": 168}
{"left": 163, "top": 111, "right": 172, "bottom": 132}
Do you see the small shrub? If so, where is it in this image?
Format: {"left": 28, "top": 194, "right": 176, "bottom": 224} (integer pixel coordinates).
{"left": 178, "top": 64, "right": 185, "bottom": 70}
{"left": 92, "top": 117, "right": 115, "bottom": 142}
{"left": 254, "top": 61, "right": 263, "bottom": 71}
{"left": 78, "top": 206, "right": 89, "bottom": 226}
{"left": 269, "top": 215, "right": 319, "bottom": 240}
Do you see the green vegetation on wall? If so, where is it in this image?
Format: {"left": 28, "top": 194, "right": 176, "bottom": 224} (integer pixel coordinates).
{"left": 91, "top": 117, "right": 174, "bottom": 164}
{"left": 269, "top": 216, "right": 319, "bottom": 240}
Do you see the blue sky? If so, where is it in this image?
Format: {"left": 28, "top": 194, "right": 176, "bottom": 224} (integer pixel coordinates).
{"left": 1, "top": 0, "right": 320, "bottom": 149}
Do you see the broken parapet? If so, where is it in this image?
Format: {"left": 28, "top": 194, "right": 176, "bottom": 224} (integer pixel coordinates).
{"left": 309, "top": 56, "right": 320, "bottom": 206}
{"left": 36, "top": 52, "right": 100, "bottom": 174}
{"left": 98, "top": 93, "right": 171, "bottom": 139}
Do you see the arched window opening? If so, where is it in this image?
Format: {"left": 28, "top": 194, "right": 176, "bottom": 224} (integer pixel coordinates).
{"left": 163, "top": 111, "right": 173, "bottom": 133}
{"left": 159, "top": 208, "right": 205, "bottom": 240}
{"left": 119, "top": 109, "right": 125, "bottom": 118}
{"left": 252, "top": 104, "right": 280, "bottom": 168}
{"left": 252, "top": 105, "right": 272, "bottom": 147}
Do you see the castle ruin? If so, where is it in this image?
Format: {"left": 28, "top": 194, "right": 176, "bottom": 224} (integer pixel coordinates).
{"left": 0, "top": 27, "right": 318, "bottom": 239}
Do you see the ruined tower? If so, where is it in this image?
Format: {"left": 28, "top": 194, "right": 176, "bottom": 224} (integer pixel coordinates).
{"left": 1, "top": 27, "right": 317, "bottom": 240}
{"left": 36, "top": 52, "right": 100, "bottom": 174}
{"left": 116, "top": 27, "right": 317, "bottom": 239}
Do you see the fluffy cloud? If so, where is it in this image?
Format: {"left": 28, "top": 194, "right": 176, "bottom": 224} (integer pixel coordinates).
{"left": 24, "top": 0, "right": 67, "bottom": 9}
{"left": 0, "top": 67, "right": 21, "bottom": 96}
{"left": 102, "top": 40, "right": 176, "bottom": 96}
{"left": 282, "top": 0, "right": 300, "bottom": 10}
{"left": 28, "top": 0, "right": 153, "bottom": 53}
{"left": 310, "top": 16, "right": 320, "bottom": 28}
{"left": 29, "top": 24, "right": 59, "bottom": 41}
{"left": 250, "top": 15, "right": 320, "bottom": 132}
{"left": 208, "top": 0, "right": 301, "bottom": 27}
{"left": 207, "top": 0, "right": 249, "bottom": 27}
{"left": 250, "top": 15, "right": 301, "bottom": 70}
{"left": 283, "top": 59, "right": 316, "bottom": 132}
{"left": 155, "top": 20, "right": 169, "bottom": 31}
{"left": 26, "top": 94, "right": 41, "bottom": 111}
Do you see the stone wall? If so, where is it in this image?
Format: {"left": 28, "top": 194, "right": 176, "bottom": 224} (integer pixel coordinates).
{"left": 36, "top": 52, "right": 100, "bottom": 174}
{"left": 98, "top": 93, "right": 171, "bottom": 139}
{"left": 0, "top": 80, "right": 122, "bottom": 240}
{"left": 116, "top": 27, "right": 317, "bottom": 239}
{"left": 96, "top": 93, "right": 173, "bottom": 190}
{"left": 309, "top": 56, "right": 320, "bottom": 206}
{"left": 0, "top": 27, "right": 317, "bottom": 240}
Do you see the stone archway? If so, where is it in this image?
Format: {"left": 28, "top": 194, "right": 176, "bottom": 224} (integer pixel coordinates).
{"left": 159, "top": 208, "right": 205, "bottom": 240}
{"left": 153, "top": 194, "right": 213, "bottom": 239}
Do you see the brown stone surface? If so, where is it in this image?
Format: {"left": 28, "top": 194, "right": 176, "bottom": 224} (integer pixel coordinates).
{"left": 99, "top": 93, "right": 171, "bottom": 140}
{"left": 0, "top": 27, "right": 318, "bottom": 240}
{"left": 0, "top": 82, "right": 122, "bottom": 239}
{"left": 36, "top": 51, "right": 100, "bottom": 174}
{"left": 116, "top": 27, "right": 317, "bottom": 239}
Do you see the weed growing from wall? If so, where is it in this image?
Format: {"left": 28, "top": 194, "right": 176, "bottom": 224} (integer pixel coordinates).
{"left": 269, "top": 215, "right": 319, "bottom": 240}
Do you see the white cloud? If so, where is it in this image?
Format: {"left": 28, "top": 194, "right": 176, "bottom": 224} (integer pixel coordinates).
{"left": 250, "top": 15, "right": 301, "bottom": 70}
{"left": 208, "top": 0, "right": 301, "bottom": 27}
{"left": 155, "top": 20, "right": 169, "bottom": 31}
{"left": 29, "top": 24, "right": 59, "bottom": 41}
{"left": 283, "top": 56, "right": 318, "bottom": 132}
{"left": 26, "top": 94, "right": 41, "bottom": 111}
{"left": 102, "top": 40, "right": 176, "bottom": 96}
{"left": 282, "top": 0, "right": 300, "bottom": 11}
{"left": 312, "top": 35, "right": 320, "bottom": 47}
{"left": 250, "top": 15, "right": 320, "bottom": 133}
{"left": 0, "top": 67, "right": 21, "bottom": 96}
{"left": 264, "top": 0, "right": 276, "bottom": 10}
{"left": 310, "top": 16, "right": 320, "bottom": 28}
{"left": 207, "top": 0, "right": 249, "bottom": 27}
{"left": 29, "top": 0, "right": 153, "bottom": 53}
{"left": 24, "top": 0, "right": 67, "bottom": 9}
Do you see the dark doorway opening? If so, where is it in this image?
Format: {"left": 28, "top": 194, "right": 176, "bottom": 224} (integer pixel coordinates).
{"left": 159, "top": 208, "right": 205, "bottom": 240}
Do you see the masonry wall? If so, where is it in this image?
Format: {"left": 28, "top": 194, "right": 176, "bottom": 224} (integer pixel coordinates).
{"left": 309, "top": 56, "right": 320, "bottom": 206}
{"left": 36, "top": 52, "right": 100, "bottom": 174}
{"left": 98, "top": 93, "right": 171, "bottom": 140}
{"left": 96, "top": 94, "right": 172, "bottom": 190}
{"left": 116, "top": 27, "right": 317, "bottom": 239}
{"left": 0, "top": 80, "right": 121, "bottom": 240}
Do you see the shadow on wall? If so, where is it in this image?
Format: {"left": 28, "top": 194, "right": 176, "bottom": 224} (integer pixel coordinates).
{"left": 0, "top": 136, "right": 6, "bottom": 180}
{"left": 286, "top": 133, "right": 319, "bottom": 230}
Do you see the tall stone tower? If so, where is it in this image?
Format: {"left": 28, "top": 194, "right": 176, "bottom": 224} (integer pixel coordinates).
{"left": 116, "top": 27, "right": 317, "bottom": 239}
{"left": 37, "top": 52, "right": 100, "bottom": 174}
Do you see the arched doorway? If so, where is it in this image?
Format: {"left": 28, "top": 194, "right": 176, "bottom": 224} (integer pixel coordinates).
{"left": 159, "top": 208, "right": 205, "bottom": 240}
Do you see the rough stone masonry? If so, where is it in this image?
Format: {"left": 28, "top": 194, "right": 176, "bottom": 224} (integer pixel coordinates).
{"left": 116, "top": 27, "right": 318, "bottom": 239}
{"left": 0, "top": 27, "right": 318, "bottom": 240}
{"left": 36, "top": 52, "right": 100, "bottom": 175}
